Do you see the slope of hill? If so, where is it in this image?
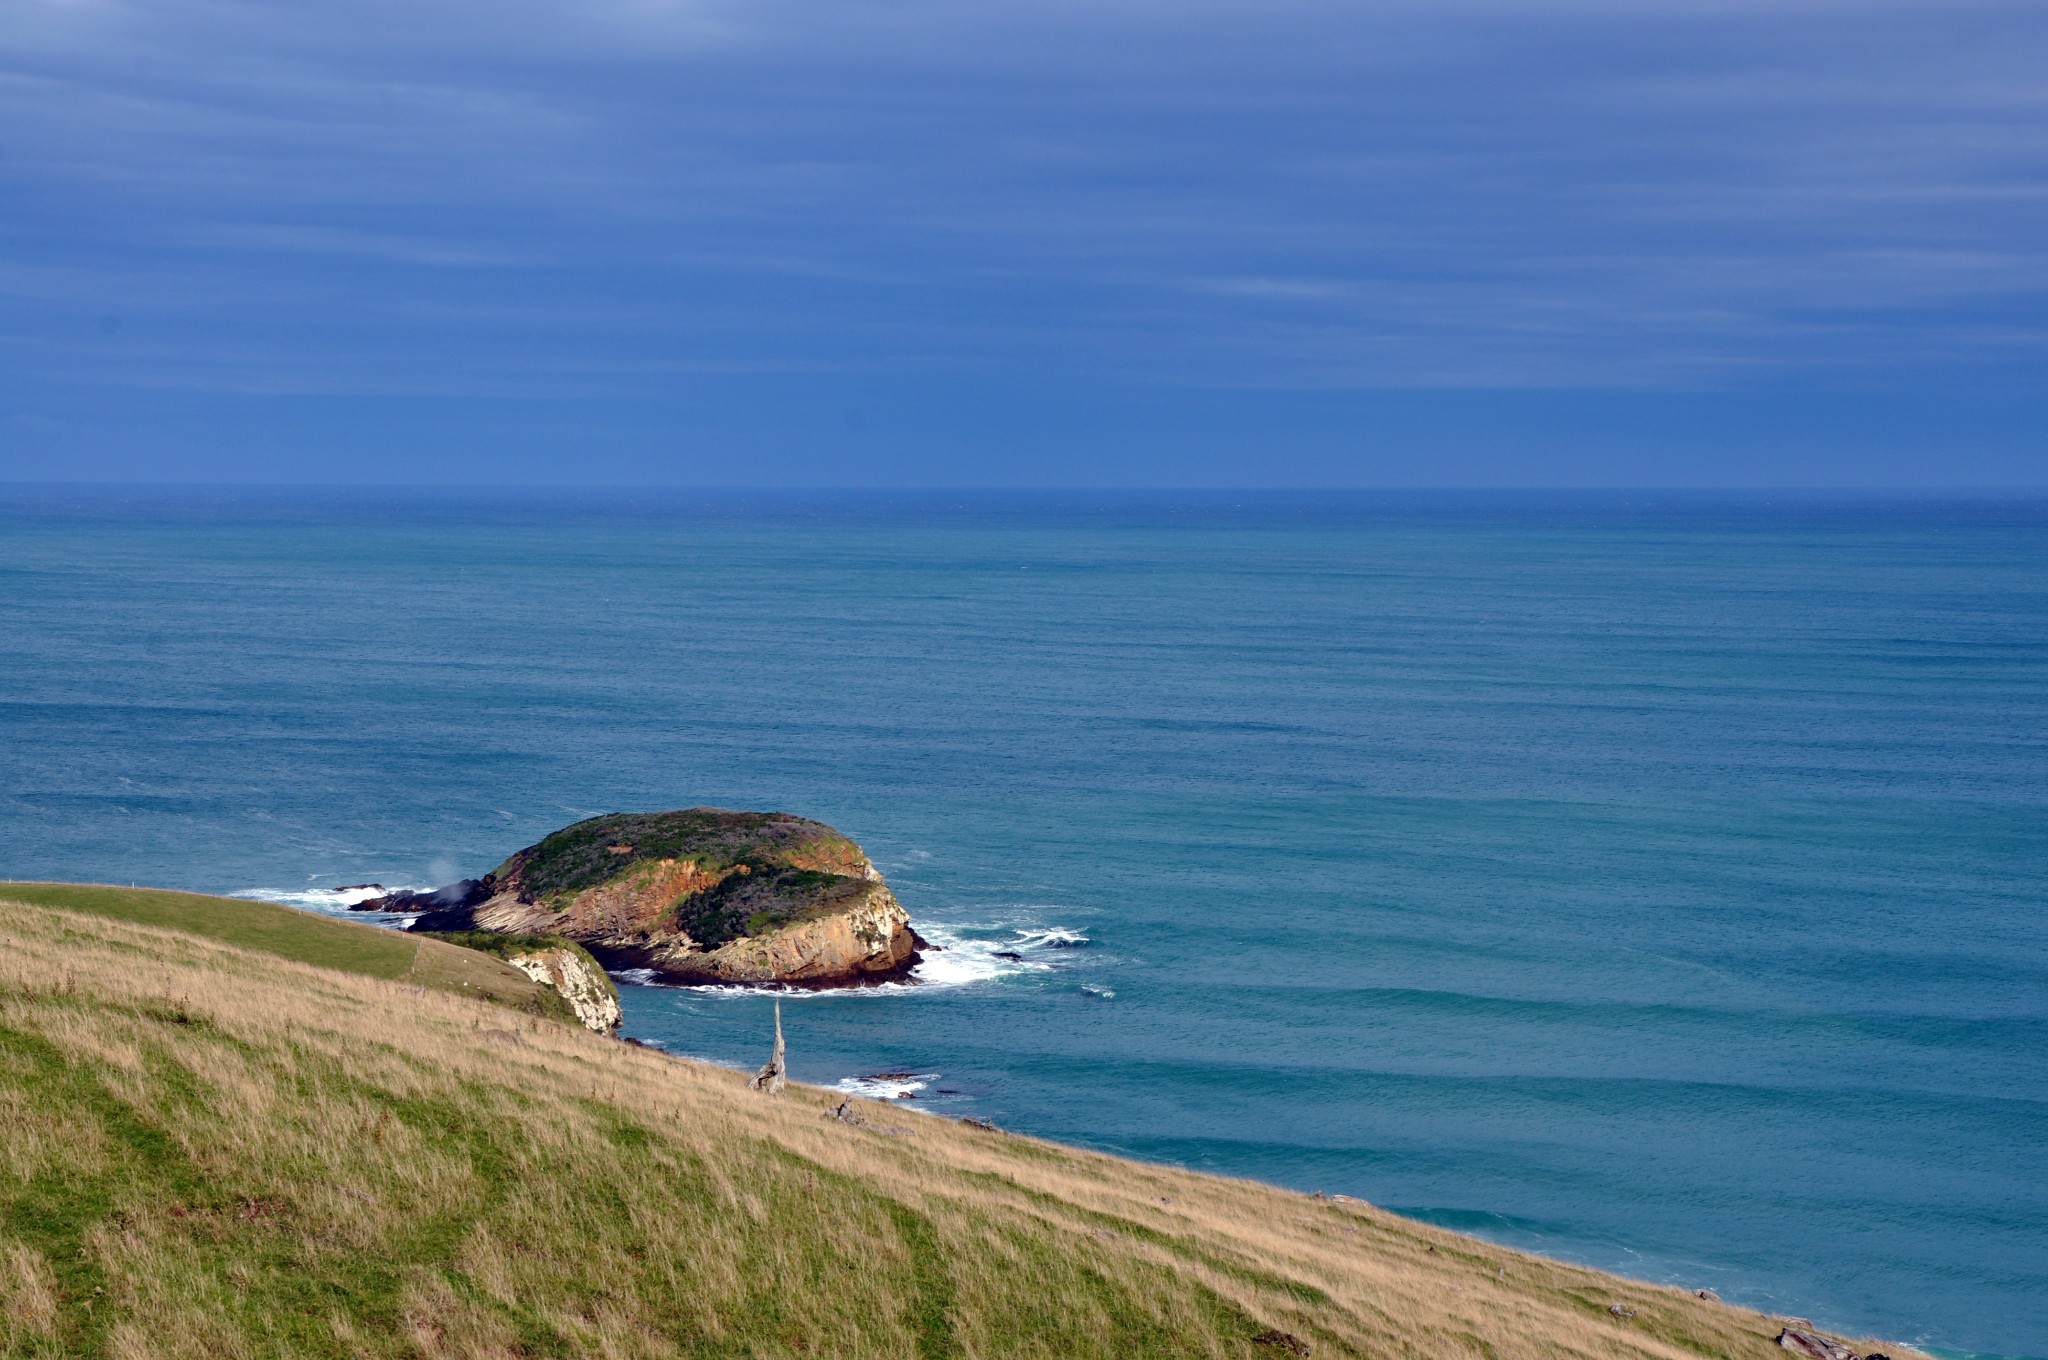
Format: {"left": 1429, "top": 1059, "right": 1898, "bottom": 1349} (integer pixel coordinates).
{"left": 0, "top": 887, "right": 1919, "bottom": 1359}
{"left": 0, "top": 882, "right": 578, "bottom": 1025}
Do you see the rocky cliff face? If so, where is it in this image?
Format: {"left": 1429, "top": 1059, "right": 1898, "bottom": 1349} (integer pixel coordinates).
{"left": 364, "top": 809, "right": 921, "bottom": 989}
{"left": 647, "top": 882, "right": 917, "bottom": 984}
{"left": 504, "top": 946, "right": 623, "bottom": 1032}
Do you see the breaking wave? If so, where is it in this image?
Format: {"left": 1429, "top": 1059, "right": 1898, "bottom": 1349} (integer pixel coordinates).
{"left": 1015, "top": 927, "right": 1089, "bottom": 948}
{"left": 832, "top": 1072, "right": 938, "bottom": 1101}
{"left": 910, "top": 919, "right": 1090, "bottom": 988}
{"left": 232, "top": 884, "right": 425, "bottom": 921}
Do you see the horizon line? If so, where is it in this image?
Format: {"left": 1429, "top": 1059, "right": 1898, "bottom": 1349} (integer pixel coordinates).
{"left": 4, "top": 481, "right": 2048, "bottom": 496}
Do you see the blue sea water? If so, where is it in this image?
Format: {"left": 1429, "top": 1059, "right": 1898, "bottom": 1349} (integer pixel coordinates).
{"left": 0, "top": 485, "right": 2043, "bottom": 1357}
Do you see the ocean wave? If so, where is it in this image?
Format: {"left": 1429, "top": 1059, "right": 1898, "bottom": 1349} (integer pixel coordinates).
{"left": 232, "top": 884, "right": 426, "bottom": 916}
{"left": 910, "top": 919, "right": 1094, "bottom": 988}
{"left": 1016, "top": 927, "right": 1089, "bottom": 948}
{"left": 912, "top": 928, "right": 1047, "bottom": 987}
{"left": 612, "top": 977, "right": 926, "bottom": 1001}
{"left": 833, "top": 1072, "right": 937, "bottom": 1101}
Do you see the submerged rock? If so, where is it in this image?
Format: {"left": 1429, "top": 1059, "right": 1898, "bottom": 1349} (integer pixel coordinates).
{"left": 362, "top": 809, "right": 921, "bottom": 989}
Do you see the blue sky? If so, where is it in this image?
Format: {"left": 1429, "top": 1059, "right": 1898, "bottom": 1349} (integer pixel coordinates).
{"left": 2, "top": 0, "right": 2044, "bottom": 485}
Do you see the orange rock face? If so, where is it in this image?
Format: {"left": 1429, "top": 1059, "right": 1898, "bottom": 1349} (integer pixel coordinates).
{"left": 399, "top": 809, "right": 922, "bottom": 988}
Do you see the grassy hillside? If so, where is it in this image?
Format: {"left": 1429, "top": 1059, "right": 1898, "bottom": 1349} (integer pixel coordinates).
{"left": 0, "top": 889, "right": 1920, "bottom": 1360}
{"left": 0, "top": 883, "right": 575, "bottom": 1025}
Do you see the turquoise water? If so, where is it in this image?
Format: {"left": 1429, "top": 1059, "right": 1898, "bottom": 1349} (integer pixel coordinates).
{"left": 1, "top": 487, "right": 2042, "bottom": 1356}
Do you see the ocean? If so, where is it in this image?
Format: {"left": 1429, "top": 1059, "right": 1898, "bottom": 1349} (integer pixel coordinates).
{"left": 1, "top": 485, "right": 2042, "bottom": 1356}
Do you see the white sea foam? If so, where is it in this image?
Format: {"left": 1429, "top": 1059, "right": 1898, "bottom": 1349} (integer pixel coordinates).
{"left": 908, "top": 917, "right": 1094, "bottom": 988}
{"left": 833, "top": 1072, "right": 937, "bottom": 1100}
{"left": 910, "top": 927, "right": 1049, "bottom": 987}
{"left": 1015, "top": 927, "right": 1089, "bottom": 948}
{"left": 232, "top": 884, "right": 426, "bottom": 916}
{"left": 631, "top": 979, "right": 872, "bottom": 1000}
{"left": 676, "top": 982, "right": 813, "bottom": 999}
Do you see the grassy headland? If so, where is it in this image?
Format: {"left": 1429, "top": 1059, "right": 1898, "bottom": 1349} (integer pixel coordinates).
{"left": 0, "top": 883, "right": 577, "bottom": 1026}
{"left": 0, "top": 886, "right": 1921, "bottom": 1359}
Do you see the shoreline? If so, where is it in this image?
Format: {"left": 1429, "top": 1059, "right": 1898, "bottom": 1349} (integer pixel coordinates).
{"left": 7, "top": 879, "right": 1962, "bottom": 1359}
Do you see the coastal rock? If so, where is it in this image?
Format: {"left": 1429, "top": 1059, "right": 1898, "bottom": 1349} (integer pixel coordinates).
{"left": 503, "top": 946, "right": 622, "bottom": 1033}
{"left": 1777, "top": 1329, "right": 1860, "bottom": 1360}
{"left": 364, "top": 809, "right": 921, "bottom": 989}
{"left": 411, "top": 929, "right": 623, "bottom": 1033}
{"left": 354, "top": 878, "right": 488, "bottom": 914}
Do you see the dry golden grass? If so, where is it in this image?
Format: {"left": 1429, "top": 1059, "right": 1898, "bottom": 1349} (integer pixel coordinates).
{"left": 0, "top": 883, "right": 571, "bottom": 1023}
{"left": 0, "top": 893, "right": 1926, "bottom": 1360}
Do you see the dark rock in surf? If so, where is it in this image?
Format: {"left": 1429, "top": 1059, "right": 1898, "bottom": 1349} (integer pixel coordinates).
{"left": 351, "top": 878, "right": 486, "bottom": 914}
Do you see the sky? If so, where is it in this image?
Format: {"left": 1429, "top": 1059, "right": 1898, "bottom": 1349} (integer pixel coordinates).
{"left": 2, "top": 0, "right": 2045, "bottom": 486}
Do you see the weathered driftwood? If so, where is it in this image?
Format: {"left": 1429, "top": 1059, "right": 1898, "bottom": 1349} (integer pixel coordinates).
{"left": 748, "top": 1001, "right": 786, "bottom": 1095}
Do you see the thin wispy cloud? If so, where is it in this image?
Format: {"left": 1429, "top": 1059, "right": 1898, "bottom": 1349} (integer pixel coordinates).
{"left": 1, "top": 0, "right": 2042, "bottom": 480}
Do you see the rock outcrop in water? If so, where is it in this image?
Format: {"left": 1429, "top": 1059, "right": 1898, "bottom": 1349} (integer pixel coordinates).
{"left": 360, "top": 809, "right": 921, "bottom": 989}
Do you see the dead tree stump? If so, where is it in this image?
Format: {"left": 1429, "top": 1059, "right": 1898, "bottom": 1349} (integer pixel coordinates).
{"left": 749, "top": 1000, "right": 787, "bottom": 1095}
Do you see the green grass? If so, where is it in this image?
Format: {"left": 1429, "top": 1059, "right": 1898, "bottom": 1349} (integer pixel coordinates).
{"left": 412, "top": 929, "right": 606, "bottom": 972}
{"left": 0, "top": 883, "right": 572, "bottom": 1023}
{"left": 0, "top": 888, "right": 1928, "bottom": 1360}
{"left": 413, "top": 931, "right": 618, "bottom": 1012}
{"left": 0, "top": 883, "right": 419, "bottom": 979}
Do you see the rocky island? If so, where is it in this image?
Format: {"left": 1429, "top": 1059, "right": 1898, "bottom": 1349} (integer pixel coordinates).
{"left": 357, "top": 808, "right": 922, "bottom": 988}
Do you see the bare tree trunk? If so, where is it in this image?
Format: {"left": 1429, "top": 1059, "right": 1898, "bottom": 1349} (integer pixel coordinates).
{"left": 749, "top": 1000, "right": 786, "bottom": 1095}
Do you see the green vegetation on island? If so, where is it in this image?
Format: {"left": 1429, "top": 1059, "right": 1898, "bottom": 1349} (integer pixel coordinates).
{"left": 668, "top": 865, "right": 875, "bottom": 950}
{"left": 385, "top": 808, "right": 921, "bottom": 987}
{"left": 499, "top": 809, "right": 871, "bottom": 906}
{"left": 0, "top": 882, "right": 1925, "bottom": 1359}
